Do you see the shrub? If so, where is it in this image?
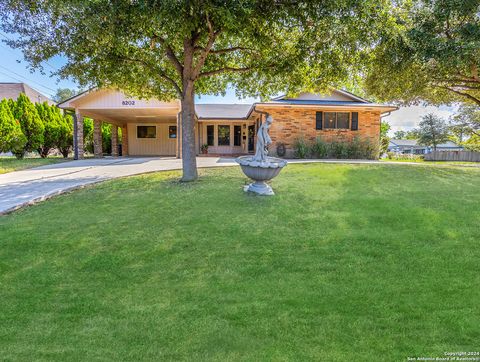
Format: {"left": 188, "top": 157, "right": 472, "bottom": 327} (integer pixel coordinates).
{"left": 0, "top": 99, "right": 27, "bottom": 154}
{"left": 309, "top": 137, "right": 327, "bottom": 158}
{"left": 12, "top": 93, "right": 44, "bottom": 156}
{"left": 57, "top": 113, "right": 73, "bottom": 158}
{"left": 293, "top": 137, "right": 309, "bottom": 158}
{"left": 36, "top": 102, "right": 63, "bottom": 158}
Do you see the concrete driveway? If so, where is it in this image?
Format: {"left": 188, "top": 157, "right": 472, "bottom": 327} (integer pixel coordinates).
{"left": 0, "top": 157, "right": 238, "bottom": 214}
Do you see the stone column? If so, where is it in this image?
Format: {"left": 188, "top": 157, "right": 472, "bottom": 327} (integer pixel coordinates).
{"left": 121, "top": 125, "right": 129, "bottom": 156}
{"left": 74, "top": 110, "right": 84, "bottom": 160}
{"left": 93, "top": 119, "right": 103, "bottom": 158}
{"left": 111, "top": 125, "right": 119, "bottom": 157}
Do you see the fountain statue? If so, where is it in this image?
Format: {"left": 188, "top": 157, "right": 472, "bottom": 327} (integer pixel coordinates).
{"left": 236, "top": 115, "right": 287, "bottom": 195}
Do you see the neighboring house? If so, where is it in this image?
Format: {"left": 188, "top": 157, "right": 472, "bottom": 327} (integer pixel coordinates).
{"left": 0, "top": 82, "right": 55, "bottom": 105}
{"left": 388, "top": 139, "right": 464, "bottom": 154}
{"left": 57, "top": 88, "right": 397, "bottom": 159}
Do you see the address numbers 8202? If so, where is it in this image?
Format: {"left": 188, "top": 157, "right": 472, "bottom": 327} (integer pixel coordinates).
{"left": 122, "top": 100, "right": 135, "bottom": 106}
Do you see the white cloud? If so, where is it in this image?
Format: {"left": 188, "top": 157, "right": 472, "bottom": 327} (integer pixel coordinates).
{"left": 383, "top": 105, "right": 457, "bottom": 135}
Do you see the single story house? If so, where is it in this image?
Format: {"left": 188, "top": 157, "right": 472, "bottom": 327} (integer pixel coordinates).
{"left": 388, "top": 139, "right": 463, "bottom": 154}
{"left": 57, "top": 88, "right": 397, "bottom": 159}
{"left": 0, "top": 82, "right": 55, "bottom": 105}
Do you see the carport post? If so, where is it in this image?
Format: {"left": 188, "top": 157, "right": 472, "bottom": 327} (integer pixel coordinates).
{"left": 111, "top": 125, "right": 119, "bottom": 157}
{"left": 93, "top": 119, "right": 103, "bottom": 158}
{"left": 73, "top": 109, "right": 84, "bottom": 160}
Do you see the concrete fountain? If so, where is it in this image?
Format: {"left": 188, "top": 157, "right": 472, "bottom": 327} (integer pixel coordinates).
{"left": 236, "top": 115, "right": 287, "bottom": 195}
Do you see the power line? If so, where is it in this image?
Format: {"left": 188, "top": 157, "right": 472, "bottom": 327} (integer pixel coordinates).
{"left": 0, "top": 31, "right": 58, "bottom": 71}
{"left": 0, "top": 64, "right": 57, "bottom": 93}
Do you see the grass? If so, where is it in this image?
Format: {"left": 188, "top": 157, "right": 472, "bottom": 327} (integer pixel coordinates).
{"left": 0, "top": 156, "right": 68, "bottom": 174}
{"left": 1, "top": 164, "right": 479, "bottom": 361}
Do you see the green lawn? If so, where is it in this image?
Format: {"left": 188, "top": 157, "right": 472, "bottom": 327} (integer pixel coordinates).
{"left": 1, "top": 164, "right": 479, "bottom": 361}
{"left": 0, "top": 156, "right": 68, "bottom": 174}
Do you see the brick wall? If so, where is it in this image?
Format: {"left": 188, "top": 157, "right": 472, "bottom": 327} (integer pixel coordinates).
{"left": 254, "top": 106, "right": 381, "bottom": 158}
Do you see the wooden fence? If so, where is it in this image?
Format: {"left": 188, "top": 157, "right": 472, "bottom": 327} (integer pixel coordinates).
{"left": 425, "top": 151, "right": 480, "bottom": 162}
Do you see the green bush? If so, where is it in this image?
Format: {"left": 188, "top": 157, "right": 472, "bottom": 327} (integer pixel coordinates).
{"left": 0, "top": 99, "right": 27, "bottom": 154}
{"left": 12, "top": 93, "right": 44, "bottom": 157}
{"left": 309, "top": 137, "right": 328, "bottom": 158}
{"left": 292, "top": 136, "right": 379, "bottom": 160}
{"left": 293, "top": 137, "right": 309, "bottom": 158}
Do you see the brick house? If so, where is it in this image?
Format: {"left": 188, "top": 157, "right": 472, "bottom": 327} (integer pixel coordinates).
{"left": 57, "top": 88, "right": 396, "bottom": 159}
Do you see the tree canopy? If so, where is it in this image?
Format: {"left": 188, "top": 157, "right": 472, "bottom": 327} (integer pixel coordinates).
{"left": 1, "top": 0, "right": 394, "bottom": 179}
{"left": 365, "top": 0, "right": 480, "bottom": 106}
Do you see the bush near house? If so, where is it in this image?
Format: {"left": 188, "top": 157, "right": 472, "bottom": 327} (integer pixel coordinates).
{"left": 0, "top": 99, "right": 26, "bottom": 154}
{"left": 12, "top": 93, "right": 44, "bottom": 158}
{"left": 293, "top": 136, "right": 379, "bottom": 160}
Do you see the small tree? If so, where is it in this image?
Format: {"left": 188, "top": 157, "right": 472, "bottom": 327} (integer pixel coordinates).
{"left": 0, "top": 99, "right": 26, "bottom": 154}
{"left": 416, "top": 114, "right": 450, "bottom": 152}
{"left": 393, "top": 130, "right": 406, "bottom": 139}
{"left": 12, "top": 93, "right": 44, "bottom": 157}
{"left": 36, "top": 102, "right": 62, "bottom": 158}
{"left": 380, "top": 121, "right": 391, "bottom": 155}
{"left": 57, "top": 113, "right": 73, "bottom": 158}
{"left": 52, "top": 88, "right": 78, "bottom": 103}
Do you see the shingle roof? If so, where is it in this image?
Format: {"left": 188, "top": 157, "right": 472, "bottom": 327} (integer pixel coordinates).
{"left": 195, "top": 104, "right": 253, "bottom": 119}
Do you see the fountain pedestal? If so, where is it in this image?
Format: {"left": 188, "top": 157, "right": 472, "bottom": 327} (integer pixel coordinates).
{"left": 236, "top": 156, "right": 287, "bottom": 196}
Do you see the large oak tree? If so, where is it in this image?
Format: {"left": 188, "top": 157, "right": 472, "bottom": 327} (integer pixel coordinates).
{"left": 1, "top": 0, "right": 392, "bottom": 180}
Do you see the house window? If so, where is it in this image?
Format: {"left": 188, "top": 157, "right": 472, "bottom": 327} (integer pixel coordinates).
{"left": 169, "top": 126, "right": 177, "bottom": 139}
{"left": 336, "top": 112, "right": 350, "bottom": 129}
{"left": 324, "top": 112, "right": 336, "bottom": 129}
{"left": 234, "top": 125, "right": 242, "bottom": 146}
{"left": 218, "top": 125, "right": 230, "bottom": 146}
{"left": 137, "top": 126, "right": 156, "bottom": 138}
{"left": 207, "top": 125, "right": 214, "bottom": 146}
{"left": 323, "top": 112, "right": 350, "bottom": 129}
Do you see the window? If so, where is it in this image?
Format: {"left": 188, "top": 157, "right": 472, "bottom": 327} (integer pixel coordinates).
{"left": 324, "top": 112, "right": 336, "bottom": 129}
{"left": 168, "top": 126, "right": 177, "bottom": 139}
{"left": 218, "top": 125, "right": 230, "bottom": 146}
{"left": 207, "top": 125, "right": 214, "bottom": 146}
{"left": 234, "top": 125, "right": 242, "bottom": 146}
{"left": 137, "top": 126, "right": 156, "bottom": 138}
{"left": 322, "top": 112, "right": 350, "bottom": 129}
{"left": 336, "top": 112, "right": 350, "bottom": 129}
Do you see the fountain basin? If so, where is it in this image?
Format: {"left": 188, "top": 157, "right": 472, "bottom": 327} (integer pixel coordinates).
{"left": 236, "top": 156, "right": 287, "bottom": 195}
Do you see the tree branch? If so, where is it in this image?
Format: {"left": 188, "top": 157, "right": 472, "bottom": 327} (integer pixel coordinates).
{"left": 152, "top": 34, "right": 184, "bottom": 77}
{"left": 441, "top": 86, "right": 480, "bottom": 106}
{"left": 199, "top": 66, "right": 253, "bottom": 78}
{"left": 192, "top": 15, "right": 221, "bottom": 79}
{"left": 195, "top": 46, "right": 253, "bottom": 55}
{"left": 118, "top": 56, "right": 182, "bottom": 95}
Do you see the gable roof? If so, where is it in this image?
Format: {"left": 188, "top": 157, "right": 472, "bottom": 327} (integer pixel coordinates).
{"left": 195, "top": 104, "right": 253, "bottom": 119}
{"left": 0, "top": 82, "right": 55, "bottom": 105}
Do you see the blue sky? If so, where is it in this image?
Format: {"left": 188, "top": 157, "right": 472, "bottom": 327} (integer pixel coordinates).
{"left": 0, "top": 32, "right": 456, "bottom": 136}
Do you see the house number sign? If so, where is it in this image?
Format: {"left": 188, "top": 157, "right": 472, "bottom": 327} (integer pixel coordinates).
{"left": 122, "top": 100, "right": 135, "bottom": 106}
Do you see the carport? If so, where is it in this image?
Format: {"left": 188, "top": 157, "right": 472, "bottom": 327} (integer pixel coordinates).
{"left": 57, "top": 88, "right": 181, "bottom": 159}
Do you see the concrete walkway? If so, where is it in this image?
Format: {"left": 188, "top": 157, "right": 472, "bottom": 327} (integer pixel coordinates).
{"left": 0, "top": 156, "right": 474, "bottom": 214}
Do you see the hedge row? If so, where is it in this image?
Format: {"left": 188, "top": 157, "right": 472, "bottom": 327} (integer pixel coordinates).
{"left": 291, "top": 136, "right": 379, "bottom": 160}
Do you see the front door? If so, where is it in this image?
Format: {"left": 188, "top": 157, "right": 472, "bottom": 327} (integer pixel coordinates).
{"left": 248, "top": 125, "right": 255, "bottom": 152}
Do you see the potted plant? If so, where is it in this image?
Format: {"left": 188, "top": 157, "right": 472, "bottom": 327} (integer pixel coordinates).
{"left": 201, "top": 143, "right": 209, "bottom": 154}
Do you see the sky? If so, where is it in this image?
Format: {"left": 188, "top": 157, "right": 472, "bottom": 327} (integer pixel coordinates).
{"left": 0, "top": 32, "right": 457, "bottom": 137}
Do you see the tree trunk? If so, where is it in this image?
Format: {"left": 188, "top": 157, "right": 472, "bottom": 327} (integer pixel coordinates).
{"left": 180, "top": 82, "right": 198, "bottom": 181}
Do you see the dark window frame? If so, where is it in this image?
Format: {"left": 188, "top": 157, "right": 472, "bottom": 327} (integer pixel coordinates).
{"left": 321, "top": 112, "right": 351, "bottom": 130}
{"left": 217, "top": 125, "right": 231, "bottom": 146}
{"left": 206, "top": 125, "right": 215, "bottom": 146}
{"left": 168, "top": 125, "right": 177, "bottom": 139}
{"left": 234, "top": 125, "right": 242, "bottom": 146}
{"left": 137, "top": 125, "right": 156, "bottom": 139}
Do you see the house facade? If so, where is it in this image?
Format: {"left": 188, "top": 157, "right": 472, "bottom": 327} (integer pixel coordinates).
{"left": 0, "top": 82, "right": 55, "bottom": 105}
{"left": 57, "top": 88, "right": 396, "bottom": 159}
{"left": 388, "top": 139, "right": 464, "bottom": 154}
